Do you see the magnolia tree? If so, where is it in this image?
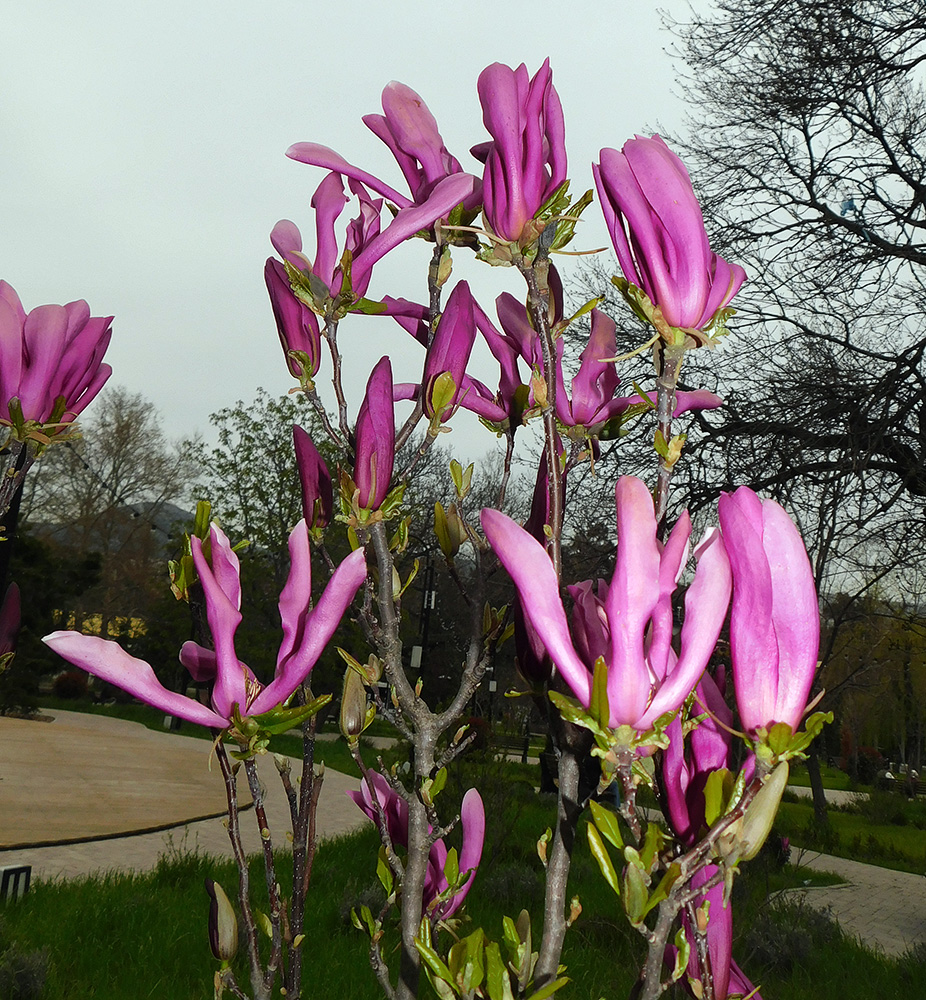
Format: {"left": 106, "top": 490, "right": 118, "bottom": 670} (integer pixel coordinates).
{"left": 38, "top": 59, "right": 829, "bottom": 1000}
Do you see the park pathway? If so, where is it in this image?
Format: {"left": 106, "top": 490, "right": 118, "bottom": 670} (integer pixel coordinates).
{"left": 1, "top": 711, "right": 923, "bottom": 958}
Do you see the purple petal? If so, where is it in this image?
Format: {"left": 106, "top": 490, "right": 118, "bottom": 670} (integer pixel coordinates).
{"left": 293, "top": 425, "right": 332, "bottom": 528}
{"left": 481, "top": 508, "right": 591, "bottom": 706}
{"left": 351, "top": 173, "right": 475, "bottom": 292}
{"left": 179, "top": 641, "right": 218, "bottom": 683}
{"left": 191, "top": 533, "right": 245, "bottom": 719}
{"left": 354, "top": 356, "right": 396, "bottom": 509}
{"left": 640, "top": 527, "right": 732, "bottom": 728}
{"left": 440, "top": 788, "right": 485, "bottom": 918}
{"left": 605, "top": 477, "right": 661, "bottom": 726}
{"left": 44, "top": 632, "right": 228, "bottom": 727}
{"left": 251, "top": 547, "right": 367, "bottom": 715}
{"left": 275, "top": 519, "right": 313, "bottom": 670}
{"left": 286, "top": 141, "right": 411, "bottom": 207}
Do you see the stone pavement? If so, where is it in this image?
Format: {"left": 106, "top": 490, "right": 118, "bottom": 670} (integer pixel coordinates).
{"left": 0, "top": 710, "right": 367, "bottom": 881}
{"left": 794, "top": 850, "right": 926, "bottom": 957}
{"left": 1, "top": 710, "right": 924, "bottom": 959}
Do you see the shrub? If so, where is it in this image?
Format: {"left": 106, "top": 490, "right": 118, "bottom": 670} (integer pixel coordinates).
{"left": 51, "top": 670, "right": 88, "bottom": 700}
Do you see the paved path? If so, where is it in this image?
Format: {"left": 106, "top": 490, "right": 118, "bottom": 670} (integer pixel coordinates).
{"left": 1, "top": 711, "right": 924, "bottom": 959}
{"left": 0, "top": 710, "right": 367, "bottom": 881}
{"left": 795, "top": 850, "right": 926, "bottom": 957}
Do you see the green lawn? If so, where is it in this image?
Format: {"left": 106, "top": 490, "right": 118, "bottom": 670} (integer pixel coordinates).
{"left": 777, "top": 799, "right": 926, "bottom": 874}
{"left": 0, "top": 802, "right": 917, "bottom": 1000}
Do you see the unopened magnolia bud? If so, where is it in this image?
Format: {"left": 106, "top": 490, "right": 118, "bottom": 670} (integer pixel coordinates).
{"left": 340, "top": 667, "right": 367, "bottom": 739}
{"left": 205, "top": 878, "right": 238, "bottom": 964}
{"left": 739, "top": 760, "right": 789, "bottom": 861}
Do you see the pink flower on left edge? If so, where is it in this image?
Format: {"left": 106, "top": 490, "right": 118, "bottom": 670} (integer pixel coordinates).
{"left": 482, "top": 476, "right": 732, "bottom": 730}
{"left": 0, "top": 281, "right": 112, "bottom": 428}
{"left": 718, "top": 486, "right": 819, "bottom": 735}
{"left": 594, "top": 136, "right": 746, "bottom": 331}
{"left": 44, "top": 522, "right": 366, "bottom": 728}
{"left": 349, "top": 773, "right": 485, "bottom": 920}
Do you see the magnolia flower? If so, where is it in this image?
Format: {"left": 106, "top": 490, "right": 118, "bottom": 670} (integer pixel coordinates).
{"left": 264, "top": 257, "right": 322, "bottom": 380}
{"left": 593, "top": 137, "right": 746, "bottom": 331}
{"left": 718, "top": 486, "right": 819, "bottom": 735}
{"left": 348, "top": 772, "right": 485, "bottom": 920}
{"left": 293, "top": 425, "right": 332, "bottom": 530}
{"left": 558, "top": 310, "right": 723, "bottom": 432}
{"left": 354, "top": 356, "right": 396, "bottom": 510}
{"left": 481, "top": 476, "right": 731, "bottom": 730}
{"left": 44, "top": 522, "right": 366, "bottom": 728}
{"left": 662, "top": 670, "right": 733, "bottom": 846}
{"left": 289, "top": 81, "right": 479, "bottom": 211}
{"left": 0, "top": 281, "right": 112, "bottom": 429}
{"left": 273, "top": 169, "right": 474, "bottom": 306}
{"left": 472, "top": 59, "right": 567, "bottom": 243}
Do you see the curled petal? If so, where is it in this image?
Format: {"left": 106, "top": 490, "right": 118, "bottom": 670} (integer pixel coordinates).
{"left": 481, "top": 508, "right": 591, "bottom": 705}
{"left": 251, "top": 547, "right": 367, "bottom": 715}
{"left": 43, "top": 632, "right": 227, "bottom": 728}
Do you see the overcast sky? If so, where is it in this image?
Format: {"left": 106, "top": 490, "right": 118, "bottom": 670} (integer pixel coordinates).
{"left": 1, "top": 0, "right": 706, "bottom": 461}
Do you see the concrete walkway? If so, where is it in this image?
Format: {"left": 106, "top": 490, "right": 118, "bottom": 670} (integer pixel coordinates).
{"left": 795, "top": 850, "right": 926, "bottom": 957}
{"left": 1, "top": 711, "right": 924, "bottom": 959}
{"left": 0, "top": 710, "right": 367, "bottom": 881}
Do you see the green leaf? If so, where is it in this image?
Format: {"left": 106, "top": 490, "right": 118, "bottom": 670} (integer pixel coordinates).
{"left": 252, "top": 693, "right": 332, "bottom": 735}
{"left": 376, "top": 847, "right": 393, "bottom": 896}
{"left": 767, "top": 722, "right": 794, "bottom": 756}
{"left": 623, "top": 863, "right": 649, "bottom": 926}
{"left": 587, "top": 823, "right": 621, "bottom": 896}
{"left": 351, "top": 296, "right": 387, "bottom": 315}
{"left": 444, "top": 846, "right": 460, "bottom": 889}
{"left": 485, "top": 941, "right": 514, "bottom": 1000}
{"left": 589, "top": 656, "right": 610, "bottom": 730}
{"left": 527, "top": 978, "right": 571, "bottom": 1000}
{"left": 415, "top": 938, "right": 457, "bottom": 996}
{"left": 639, "top": 823, "right": 667, "bottom": 873}
{"left": 431, "top": 766, "right": 448, "bottom": 800}
{"left": 644, "top": 862, "right": 682, "bottom": 916}
{"left": 703, "top": 768, "right": 733, "bottom": 826}
{"left": 588, "top": 800, "right": 623, "bottom": 850}
{"left": 671, "top": 926, "right": 690, "bottom": 982}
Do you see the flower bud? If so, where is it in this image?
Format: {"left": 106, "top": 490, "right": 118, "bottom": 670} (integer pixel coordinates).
{"left": 205, "top": 878, "right": 238, "bottom": 964}
{"left": 340, "top": 665, "right": 368, "bottom": 739}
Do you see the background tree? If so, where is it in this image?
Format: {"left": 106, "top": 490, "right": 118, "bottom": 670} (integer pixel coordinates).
{"left": 21, "top": 386, "right": 195, "bottom": 658}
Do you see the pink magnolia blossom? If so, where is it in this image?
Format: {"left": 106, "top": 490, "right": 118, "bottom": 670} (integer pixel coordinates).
{"left": 348, "top": 772, "right": 485, "bottom": 920}
{"left": 289, "top": 81, "right": 479, "bottom": 211}
{"left": 264, "top": 257, "right": 322, "bottom": 380}
{"left": 293, "top": 425, "right": 332, "bottom": 530}
{"left": 593, "top": 137, "right": 746, "bottom": 330}
{"left": 0, "top": 281, "right": 112, "bottom": 427}
{"left": 44, "top": 522, "right": 366, "bottom": 728}
{"left": 420, "top": 280, "right": 477, "bottom": 419}
{"left": 718, "top": 486, "right": 819, "bottom": 735}
{"left": 354, "top": 357, "right": 396, "bottom": 510}
{"left": 273, "top": 169, "right": 474, "bottom": 305}
{"left": 482, "top": 477, "right": 732, "bottom": 730}
{"left": 472, "top": 59, "right": 567, "bottom": 243}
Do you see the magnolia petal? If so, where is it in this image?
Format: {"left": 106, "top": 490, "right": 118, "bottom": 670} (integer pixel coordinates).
{"left": 251, "top": 547, "right": 367, "bottom": 715}
{"left": 44, "top": 632, "right": 227, "bottom": 728}
{"left": 481, "top": 508, "right": 591, "bottom": 705}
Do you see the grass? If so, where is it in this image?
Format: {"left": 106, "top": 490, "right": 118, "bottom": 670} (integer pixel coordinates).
{"left": 777, "top": 799, "right": 926, "bottom": 874}
{"left": 787, "top": 761, "right": 861, "bottom": 791}
{"left": 0, "top": 794, "right": 919, "bottom": 1000}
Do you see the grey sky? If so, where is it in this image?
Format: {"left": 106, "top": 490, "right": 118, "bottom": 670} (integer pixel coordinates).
{"left": 1, "top": 0, "right": 701, "bottom": 460}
